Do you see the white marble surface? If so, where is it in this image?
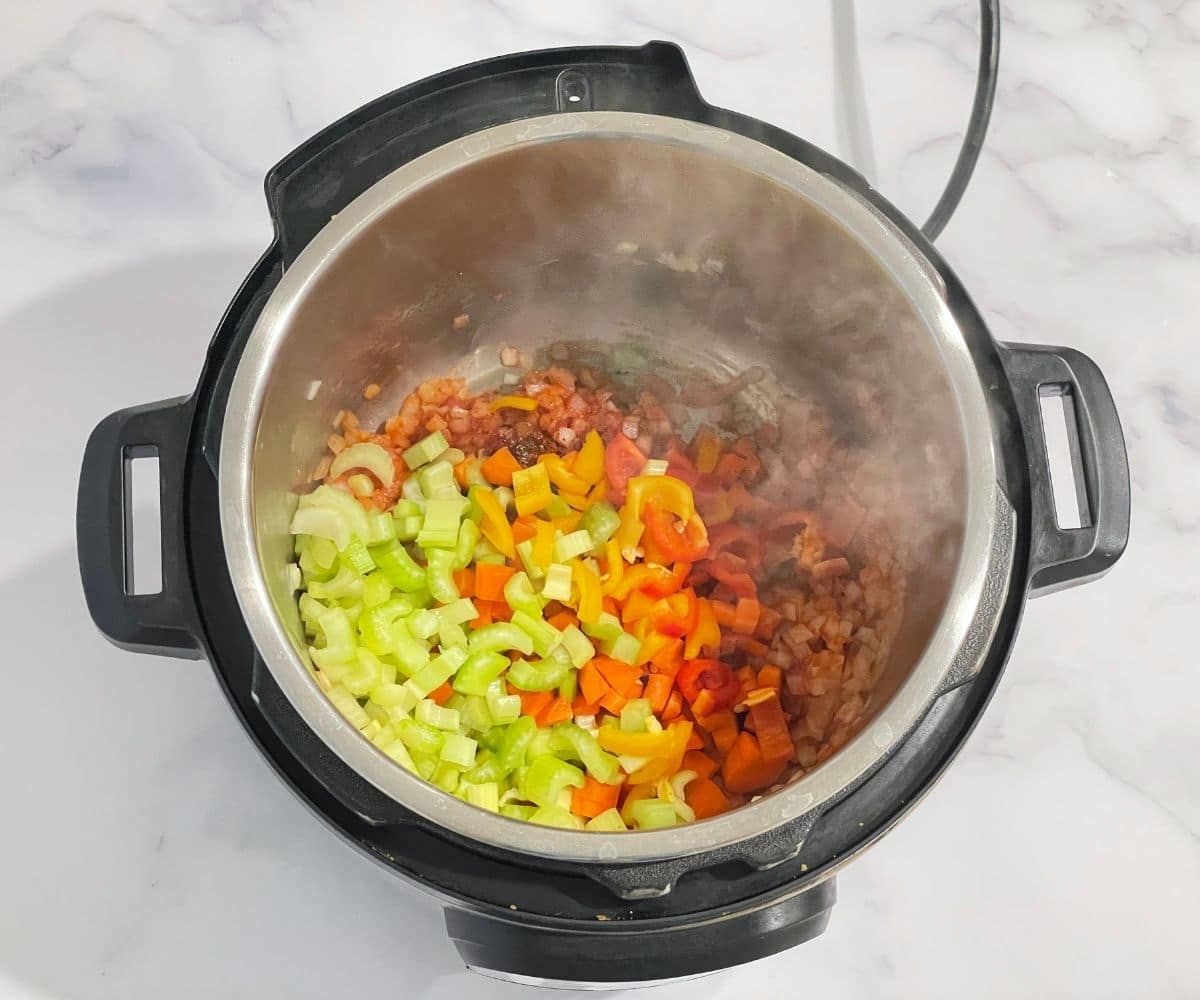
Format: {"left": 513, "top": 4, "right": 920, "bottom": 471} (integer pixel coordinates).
{"left": 2, "top": 1, "right": 1197, "bottom": 997}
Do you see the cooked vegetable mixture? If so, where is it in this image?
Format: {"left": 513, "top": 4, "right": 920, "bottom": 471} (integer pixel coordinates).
{"left": 290, "top": 366, "right": 902, "bottom": 830}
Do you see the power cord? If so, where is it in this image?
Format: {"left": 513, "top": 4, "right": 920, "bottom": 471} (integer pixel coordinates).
{"left": 920, "top": 0, "right": 1001, "bottom": 240}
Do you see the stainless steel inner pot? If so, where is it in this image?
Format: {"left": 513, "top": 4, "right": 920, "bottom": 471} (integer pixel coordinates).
{"left": 220, "top": 112, "right": 1011, "bottom": 864}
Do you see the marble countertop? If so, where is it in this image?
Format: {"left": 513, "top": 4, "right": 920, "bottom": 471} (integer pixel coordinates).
{"left": 3, "top": 1, "right": 1197, "bottom": 997}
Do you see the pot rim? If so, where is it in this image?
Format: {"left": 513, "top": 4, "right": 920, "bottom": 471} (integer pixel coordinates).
{"left": 220, "top": 111, "right": 1003, "bottom": 864}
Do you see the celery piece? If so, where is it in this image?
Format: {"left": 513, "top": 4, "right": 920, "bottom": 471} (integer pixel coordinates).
{"left": 529, "top": 805, "right": 584, "bottom": 830}
{"left": 361, "top": 572, "right": 393, "bottom": 609}
{"left": 460, "top": 695, "right": 493, "bottom": 734}
{"left": 558, "top": 625, "right": 595, "bottom": 669}
{"left": 521, "top": 756, "right": 585, "bottom": 808}
{"left": 407, "top": 645, "right": 467, "bottom": 696}
{"left": 553, "top": 529, "right": 593, "bottom": 563}
{"left": 380, "top": 738, "right": 416, "bottom": 772}
{"left": 579, "top": 500, "right": 621, "bottom": 547}
{"left": 298, "top": 549, "right": 334, "bottom": 585}
{"left": 559, "top": 669, "right": 578, "bottom": 704}
{"left": 620, "top": 698, "right": 653, "bottom": 733}
{"left": 629, "top": 799, "right": 678, "bottom": 830}
{"left": 464, "top": 752, "right": 506, "bottom": 785}
{"left": 418, "top": 459, "right": 460, "bottom": 500}
{"left": 396, "top": 718, "right": 444, "bottom": 756}
{"left": 417, "top": 497, "right": 468, "bottom": 550}
{"left": 392, "top": 499, "right": 421, "bottom": 520}
{"left": 290, "top": 507, "right": 351, "bottom": 551}
{"left": 526, "top": 729, "right": 559, "bottom": 763}
{"left": 406, "top": 587, "right": 434, "bottom": 609}
{"left": 464, "top": 780, "right": 501, "bottom": 813}
{"left": 369, "top": 682, "right": 415, "bottom": 709}
{"left": 425, "top": 549, "right": 459, "bottom": 604}
{"left": 415, "top": 699, "right": 461, "bottom": 732}
{"left": 451, "top": 650, "right": 509, "bottom": 697}
{"left": 516, "top": 539, "right": 546, "bottom": 581}
{"left": 640, "top": 459, "right": 669, "bottom": 477}
{"left": 344, "top": 648, "right": 390, "bottom": 697}
{"left": 373, "top": 541, "right": 427, "bottom": 592}
{"left": 603, "top": 631, "right": 642, "bottom": 666}
{"left": 401, "top": 430, "right": 449, "bottom": 470}
{"left": 387, "top": 621, "right": 431, "bottom": 677}
{"left": 440, "top": 733, "right": 478, "bottom": 769}
{"left": 329, "top": 442, "right": 396, "bottom": 488}
{"left": 543, "top": 494, "right": 571, "bottom": 518}
{"left": 510, "top": 610, "right": 560, "bottom": 658}
{"left": 437, "top": 598, "right": 478, "bottom": 627}
{"left": 307, "top": 563, "right": 364, "bottom": 602}
{"left": 411, "top": 752, "right": 438, "bottom": 781}
{"left": 468, "top": 622, "right": 535, "bottom": 657}
{"left": 327, "top": 686, "right": 370, "bottom": 730}
{"left": 581, "top": 611, "right": 623, "bottom": 642}
{"left": 541, "top": 563, "right": 572, "bottom": 602}
{"left": 431, "top": 761, "right": 462, "bottom": 793}
{"left": 585, "top": 808, "right": 628, "bottom": 832}
{"left": 497, "top": 716, "right": 538, "bottom": 773}
{"left": 500, "top": 804, "right": 537, "bottom": 822}
{"left": 401, "top": 476, "right": 427, "bottom": 510}
{"left": 407, "top": 607, "right": 440, "bottom": 640}
{"left": 364, "top": 509, "right": 397, "bottom": 546}
{"left": 486, "top": 685, "right": 522, "bottom": 725}
{"left": 439, "top": 622, "right": 468, "bottom": 648}
{"left": 395, "top": 515, "right": 423, "bottom": 542}
{"left": 310, "top": 536, "right": 339, "bottom": 570}
{"left": 299, "top": 485, "right": 371, "bottom": 543}
{"left": 453, "top": 519, "right": 481, "bottom": 570}
{"left": 340, "top": 538, "right": 375, "bottom": 575}
{"left": 557, "top": 724, "right": 622, "bottom": 784}
{"left": 310, "top": 645, "right": 350, "bottom": 674}
{"left": 503, "top": 572, "right": 543, "bottom": 617}
{"left": 315, "top": 606, "right": 356, "bottom": 660}
{"left": 506, "top": 657, "right": 570, "bottom": 693}
{"left": 477, "top": 725, "right": 507, "bottom": 754}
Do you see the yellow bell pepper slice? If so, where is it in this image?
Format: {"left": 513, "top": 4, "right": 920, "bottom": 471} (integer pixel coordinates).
{"left": 603, "top": 538, "right": 624, "bottom": 593}
{"left": 588, "top": 477, "right": 608, "bottom": 503}
{"left": 572, "top": 561, "right": 604, "bottom": 624}
{"left": 512, "top": 463, "right": 553, "bottom": 517}
{"left": 532, "top": 519, "right": 556, "bottom": 570}
{"left": 625, "top": 475, "right": 695, "bottom": 523}
{"left": 473, "top": 487, "right": 514, "bottom": 558}
{"left": 559, "top": 490, "right": 592, "bottom": 512}
{"left": 628, "top": 722, "right": 692, "bottom": 784}
{"left": 574, "top": 430, "right": 606, "bottom": 485}
{"left": 490, "top": 395, "right": 538, "bottom": 412}
{"left": 539, "top": 453, "right": 590, "bottom": 495}
{"left": 597, "top": 726, "right": 676, "bottom": 757}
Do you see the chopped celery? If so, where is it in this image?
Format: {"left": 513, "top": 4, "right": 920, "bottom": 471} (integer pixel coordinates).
{"left": 395, "top": 514, "right": 423, "bottom": 541}
{"left": 451, "top": 650, "right": 509, "bottom": 696}
{"left": 362, "top": 572, "right": 393, "bottom": 608}
{"left": 374, "top": 541, "right": 427, "bottom": 592}
{"left": 620, "top": 698, "right": 653, "bottom": 732}
{"left": 290, "top": 506, "right": 352, "bottom": 551}
{"left": 559, "top": 668, "right": 578, "bottom": 703}
{"left": 407, "top": 607, "right": 440, "bottom": 639}
{"left": 315, "top": 606, "right": 356, "bottom": 660}
{"left": 603, "top": 631, "right": 642, "bottom": 666}
{"left": 579, "top": 500, "right": 621, "bottom": 547}
{"left": 415, "top": 699, "right": 461, "bottom": 731}
{"left": 453, "top": 519, "right": 481, "bottom": 570}
{"left": 558, "top": 625, "right": 595, "bottom": 668}
{"left": 529, "top": 805, "right": 584, "bottom": 830}
{"left": 543, "top": 494, "right": 571, "bottom": 518}
{"left": 557, "top": 724, "right": 622, "bottom": 784}
{"left": 437, "top": 598, "right": 478, "bottom": 627}
{"left": 407, "top": 645, "right": 467, "bottom": 696}
{"left": 307, "top": 563, "right": 363, "bottom": 601}
{"left": 501, "top": 804, "right": 537, "bottom": 822}
{"left": 640, "top": 458, "right": 669, "bottom": 477}
{"left": 340, "top": 538, "right": 375, "bottom": 575}
{"left": 431, "top": 761, "right": 461, "bottom": 793}
{"left": 585, "top": 808, "right": 628, "bottom": 831}
{"left": 468, "top": 622, "right": 535, "bottom": 657}
{"left": 581, "top": 611, "right": 623, "bottom": 642}
{"left": 510, "top": 610, "right": 560, "bottom": 657}
{"left": 506, "top": 657, "right": 570, "bottom": 692}
{"left": 401, "top": 476, "right": 427, "bottom": 509}
{"left": 541, "top": 563, "right": 572, "bottom": 602}
{"left": 299, "top": 485, "right": 371, "bottom": 543}
{"left": 477, "top": 724, "right": 507, "bottom": 754}
{"left": 418, "top": 459, "right": 460, "bottom": 500}
{"left": 327, "top": 686, "right": 369, "bottom": 729}
{"left": 388, "top": 621, "right": 432, "bottom": 677}
{"left": 412, "top": 753, "right": 438, "bottom": 781}
{"left": 497, "top": 716, "right": 538, "bottom": 772}
{"left": 418, "top": 497, "right": 468, "bottom": 550}
{"left": 397, "top": 717, "right": 444, "bottom": 755}
{"left": 439, "top": 622, "right": 468, "bottom": 648}
{"left": 370, "top": 682, "right": 417, "bottom": 710}
{"left": 364, "top": 509, "right": 397, "bottom": 546}
{"left": 464, "top": 781, "right": 501, "bottom": 813}
{"left": 392, "top": 499, "right": 421, "bottom": 520}
{"left": 516, "top": 539, "right": 546, "bottom": 581}
{"left": 486, "top": 682, "right": 522, "bottom": 725}
{"left": 503, "top": 572, "right": 542, "bottom": 616}
{"left": 440, "top": 733, "right": 478, "bottom": 768}
{"left": 402, "top": 430, "right": 449, "bottom": 470}
{"left": 380, "top": 738, "right": 416, "bottom": 772}
{"left": 425, "top": 549, "right": 459, "bottom": 604}
{"left": 629, "top": 799, "right": 678, "bottom": 830}
{"left": 299, "top": 546, "right": 335, "bottom": 583}
{"left": 460, "top": 695, "right": 493, "bottom": 733}
{"left": 553, "top": 529, "right": 593, "bottom": 563}
{"left": 465, "top": 753, "right": 507, "bottom": 785}
{"left": 521, "top": 756, "right": 585, "bottom": 808}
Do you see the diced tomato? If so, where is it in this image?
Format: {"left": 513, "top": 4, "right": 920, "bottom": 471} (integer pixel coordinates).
{"left": 604, "top": 434, "right": 646, "bottom": 497}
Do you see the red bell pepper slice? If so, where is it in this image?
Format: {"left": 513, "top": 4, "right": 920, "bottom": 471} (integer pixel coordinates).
{"left": 604, "top": 433, "right": 645, "bottom": 497}
{"left": 676, "top": 659, "right": 742, "bottom": 710}
{"left": 643, "top": 502, "right": 710, "bottom": 562}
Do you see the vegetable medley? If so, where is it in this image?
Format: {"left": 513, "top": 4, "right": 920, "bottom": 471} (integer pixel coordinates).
{"left": 290, "top": 366, "right": 901, "bottom": 831}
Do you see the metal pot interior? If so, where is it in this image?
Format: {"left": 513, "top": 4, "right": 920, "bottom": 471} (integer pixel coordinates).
{"left": 229, "top": 114, "right": 993, "bottom": 862}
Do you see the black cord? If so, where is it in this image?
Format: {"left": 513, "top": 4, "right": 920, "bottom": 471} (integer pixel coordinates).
{"left": 920, "top": 0, "right": 1001, "bottom": 241}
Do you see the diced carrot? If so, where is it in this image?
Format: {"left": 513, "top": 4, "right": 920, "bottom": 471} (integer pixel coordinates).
{"left": 474, "top": 562, "right": 516, "bottom": 603}
{"left": 511, "top": 515, "right": 539, "bottom": 545}
{"left": 538, "top": 695, "right": 573, "bottom": 727}
{"left": 691, "top": 689, "right": 717, "bottom": 718}
{"left": 452, "top": 568, "right": 474, "bottom": 598}
{"left": 681, "top": 750, "right": 718, "bottom": 780}
{"left": 748, "top": 692, "right": 793, "bottom": 765}
{"left": 644, "top": 672, "right": 674, "bottom": 714}
{"left": 686, "top": 777, "right": 732, "bottom": 819}
{"left": 490, "top": 600, "right": 513, "bottom": 622}
{"left": 548, "top": 609, "right": 579, "bottom": 631}
{"left": 685, "top": 728, "right": 704, "bottom": 751}
{"left": 579, "top": 662, "right": 609, "bottom": 706}
{"left": 712, "top": 600, "right": 737, "bottom": 627}
{"left": 480, "top": 446, "right": 521, "bottom": 486}
{"left": 571, "top": 775, "right": 623, "bottom": 818}
{"left": 661, "top": 690, "right": 684, "bottom": 721}
{"left": 722, "top": 731, "right": 786, "bottom": 794}
{"left": 599, "top": 687, "right": 628, "bottom": 715}
{"left": 469, "top": 601, "right": 494, "bottom": 629}
{"left": 428, "top": 682, "right": 454, "bottom": 706}
{"left": 712, "top": 726, "right": 738, "bottom": 755}
{"left": 732, "top": 598, "right": 760, "bottom": 635}
{"left": 593, "top": 657, "right": 643, "bottom": 697}
{"left": 572, "top": 694, "right": 601, "bottom": 717}
{"left": 453, "top": 457, "right": 473, "bottom": 489}
{"left": 518, "top": 690, "right": 553, "bottom": 720}
{"left": 757, "top": 665, "right": 783, "bottom": 691}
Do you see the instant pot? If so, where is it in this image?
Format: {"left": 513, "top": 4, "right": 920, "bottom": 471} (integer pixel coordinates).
{"left": 77, "top": 41, "right": 1128, "bottom": 987}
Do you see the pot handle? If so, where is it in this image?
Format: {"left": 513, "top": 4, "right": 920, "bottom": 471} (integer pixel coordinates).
{"left": 1001, "top": 343, "right": 1130, "bottom": 595}
{"left": 77, "top": 397, "right": 202, "bottom": 658}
